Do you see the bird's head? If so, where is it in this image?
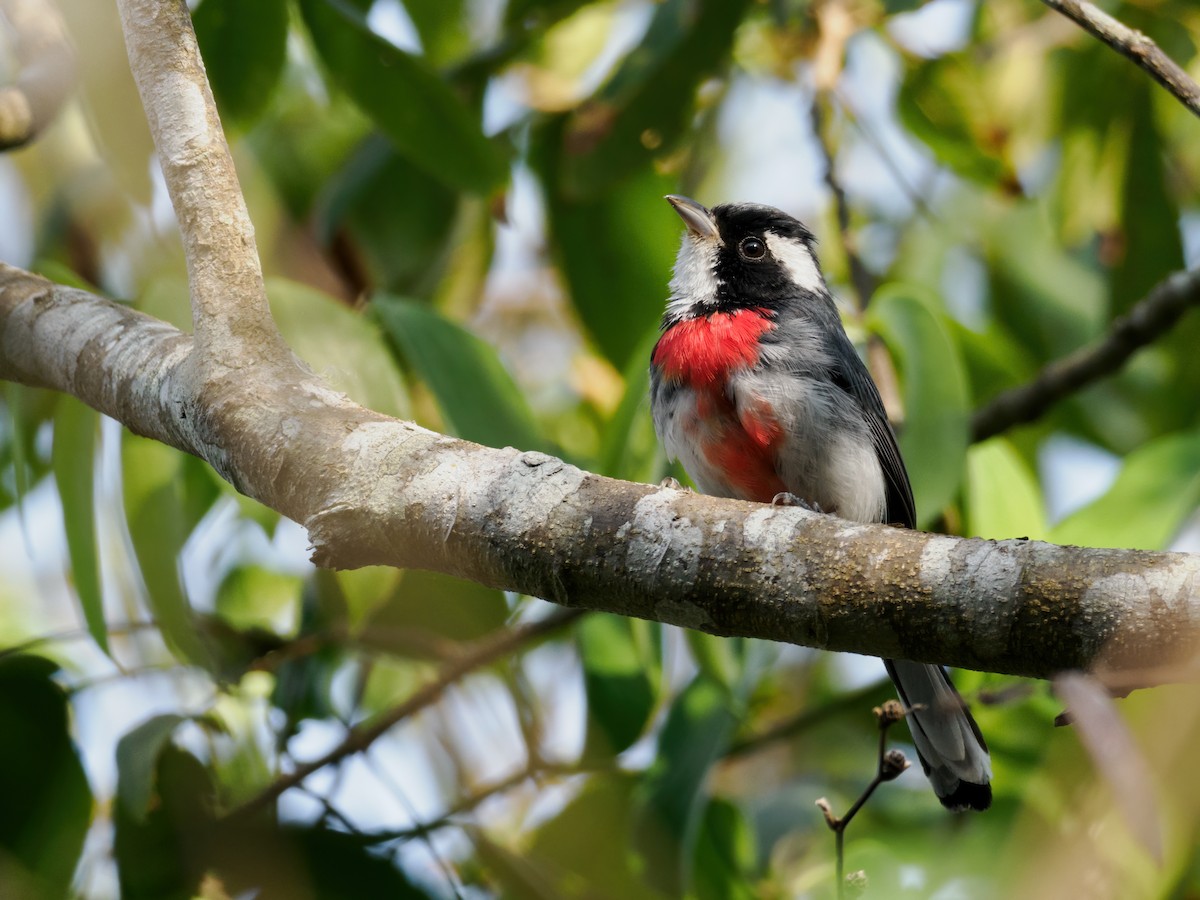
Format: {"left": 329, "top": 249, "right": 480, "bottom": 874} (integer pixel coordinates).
{"left": 663, "top": 195, "right": 827, "bottom": 325}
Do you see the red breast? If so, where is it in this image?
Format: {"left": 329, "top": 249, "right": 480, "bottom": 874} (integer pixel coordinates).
{"left": 651, "top": 308, "right": 775, "bottom": 387}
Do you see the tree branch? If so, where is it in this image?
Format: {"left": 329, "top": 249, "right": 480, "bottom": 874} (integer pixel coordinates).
{"left": 1040, "top": 0, "right": 1200, "bottom": 120}
{"left": 0, "top": 0, "right": 75, "bottom": 149}
{"left": 3, "top": 265, "right": 1200, "bottom": 685}
{"left": 971, "top": 265, "right": 1200, "bottom": 441}
{"left": 115, "top": 0, "right": 285, "bottom": 363}
{"left": 227, "top": 608, "right": 585, "bottom": 819}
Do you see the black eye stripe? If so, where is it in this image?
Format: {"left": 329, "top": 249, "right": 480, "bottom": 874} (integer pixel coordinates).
{"left": 739, "top": 236, "right": 766, "bottom": 260}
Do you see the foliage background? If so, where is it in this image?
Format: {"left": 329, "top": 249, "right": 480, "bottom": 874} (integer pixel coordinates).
{"left": 2, "top": 0, "right": 1200, "bottom": 896}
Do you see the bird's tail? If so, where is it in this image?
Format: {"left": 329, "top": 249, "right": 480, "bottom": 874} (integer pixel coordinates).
{"left": 883, "top": 659, "right": 992, "bottom": 811}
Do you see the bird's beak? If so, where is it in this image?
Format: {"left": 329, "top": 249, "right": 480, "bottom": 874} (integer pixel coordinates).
{"left": 666, "top": 195, "right": 719, "bottom": 242}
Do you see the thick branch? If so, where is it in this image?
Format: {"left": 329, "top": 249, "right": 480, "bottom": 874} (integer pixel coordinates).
{"left": 115, "top": 0, "right": 285, "bottom": 363}
{"left": 3, "top": 265, "right": 1199, "bottom": 683}
{"left": 971, "top": 266, "right": 1200, "bottom": 442}
{"left": 1041, "top": 0, "right": 1200, "bottom": 120}
{"left": 0, "top": 0, "right": 75, "bottom": 149}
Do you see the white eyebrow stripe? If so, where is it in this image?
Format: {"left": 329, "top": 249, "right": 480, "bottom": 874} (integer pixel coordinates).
{"left": 764, "top": 232, "right": 825, "bottom": 294}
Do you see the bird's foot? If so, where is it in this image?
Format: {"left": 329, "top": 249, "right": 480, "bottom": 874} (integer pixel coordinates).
{"left": 659, "top": 476, "right": 690, "bottom": 491}
{"left": 772, "top": 492, "right": 825, "bottom": 514}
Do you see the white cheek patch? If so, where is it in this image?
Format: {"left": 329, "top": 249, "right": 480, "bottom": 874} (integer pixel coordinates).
{"left": 666, "top": 235, "right": 721, "bottom": 320}
{"left": 765, "top": 232, "right": 825, "bottom": 294}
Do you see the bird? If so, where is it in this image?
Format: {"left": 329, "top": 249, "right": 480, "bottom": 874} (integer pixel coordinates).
{"left": 648, "top": 194, "right": 992, "bottom": 811}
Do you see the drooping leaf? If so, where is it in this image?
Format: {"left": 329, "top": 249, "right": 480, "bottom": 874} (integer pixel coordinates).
{"left": 315, "top": 134, "right": 461, "bottom": 296}
{"left": 598, "top": 324, "right": 666, "bottom": 481}
{"left": 869, "top": 285, "right": 971, "bottom": 526}
{"left": 633, "top": 674, "right": 741, "bottom": 896}
{"left": 192, "top": 0, "right": 289, "bottom": 126}
{"left": 692, "top": 797, "right": 759, "bottom": 900}
{"left": 115, "top": 714, "right": 188, "bottom": 823}
{"left": 372, "top": 293, "right": 547, "bottom": 450}
{"left": 297, "top": 0, "right": 508, "bottom": 194}
{"left": 267, "top": 278, "right": 411, "bottom": 419}
{"left": 965, "top": 437, "right": 1048, "bottom": 540}
{"left": 555, "top": 0, "right": 752, "bottom": 196}
{"left": 0, "top": 656, "right": 93, "bottom": 900}
{"left": 579, "top": 613, "right": 661, "bottom": 757}
{"left": 52, "top": 395, "right": 107, "bottom": 653}
{"left": 122, "top": 435, "right": 216, "bottom": 668}
{"left": 1050, "top": 428, "right": 1200, "bottom": 551}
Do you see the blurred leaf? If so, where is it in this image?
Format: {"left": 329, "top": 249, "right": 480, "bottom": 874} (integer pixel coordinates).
{"left": 692, "top": 798, "right": 758, "bottom": 900}
{"left": 360, "top": 568, "right": 509, "bottom": 651}
{"left": 1053, "top": 672, "right": 1162, "bottom": 863}
{"left": 1, "top": 385, "right": 56, "bottom": 514}
{"left": 122, "top": 435, "right": 216, "bottom": 667}
{"left": 267, "top": 278, "right": 410, "bottom": 419}
{"left": 539, "top": 161, "right": 679, "bottom": 367}
{"left": 114, "top": 746, "right": 214, "bottom": 900}
{"left": 116, "top": 714, "right": 188, "bottom": 823}
{"left": 316, "top": 134, "right": 460, "bottom": 295}
{"left": 297, "top": 0, "right": 508, "bottom": 194}
{"left": 579, "top": 613, "right": 661, "bottom": 757}
{"left": 336, "top": 565, "right": 403, "bottom": 630}
{"left": 898, "top": 54, "right": 1011, "bottom": 185}
{"left": 634, "top": 674, "right": 741, "bottom": 896}
{"left": 402, "top": 0, "right": 470, "bottom": 63}
{"left": 598, "top": 324, "right": 666, "bottom": 481}
{"left": 192, "top": 0, "right": 288, "bottom": 126}
{"left": 965, "top": 437, "right": 1047, "bottom": 540}
{"left": 524, "top": 774, "right": 661, "bottom": 899}
{"left": 0, "top": 656, "right": 92, "bottom": 900}
{"left": 557, "top": 0, "right": 751, "bottom": 196}
{"left": 1050, "top": 428, "right": 1200, "bottom": 550}
{"left": 472, "top": 829, "right": 563, "bottom": 900}
{"left": 52, "top": 396, "right": 106, "bottom": 654}
{"left": 869, "top": 285, "right": 970, "bottom": 526}
{"left": 373, "top": 294, "right": 546, "bottom": 450}
{"left": 215, "top": 566, "right": 303, "bottom": 636}
{"left": 503, "top": 0, "right": 592, "bottom": 30}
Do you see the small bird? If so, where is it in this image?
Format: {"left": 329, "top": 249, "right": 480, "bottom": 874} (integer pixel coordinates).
{"left": 649, "top": 195, "right": 991, "bottom": 811}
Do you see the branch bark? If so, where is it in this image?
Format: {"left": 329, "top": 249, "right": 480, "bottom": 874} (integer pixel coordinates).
{"left": 1040, "top": 0, "right": 1200, "bottom": 120}
{"left": 2, "top": 264, "right": 1199, "bottom": 683}
{"left": 971, "top": 266, "right": 1200, "bottom": 442}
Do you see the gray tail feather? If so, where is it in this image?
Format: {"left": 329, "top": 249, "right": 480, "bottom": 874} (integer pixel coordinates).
{"left": 883, "top": 659, "right": 992, "bottom": 812}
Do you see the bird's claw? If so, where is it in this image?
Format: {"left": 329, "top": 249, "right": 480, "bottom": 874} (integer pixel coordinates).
{"left": 659, "top": 476, "right": 689, "bottom": 491}
{"left": 772, "top": 492, "right": 824, "bottom": 513}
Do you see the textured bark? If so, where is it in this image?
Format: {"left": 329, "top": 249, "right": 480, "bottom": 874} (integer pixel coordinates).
{"left": 3, "top": 265, "right": 1200, "bottom": 681}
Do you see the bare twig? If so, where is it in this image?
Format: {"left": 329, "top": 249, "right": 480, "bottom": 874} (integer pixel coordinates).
{"left": 815, "top": 700, "right": 912, "bottom": 900}
{"left": 1040, "top": 0, "right": 1200, "bottom": 120}
{"left": 0, "top": 0, "right": 75, "bottom": 150}
{"left": 971, "top": 266, "right": 1200, "bottom": 441}
{"left": 225, "top": 609, "right": 585, "bottom": 820}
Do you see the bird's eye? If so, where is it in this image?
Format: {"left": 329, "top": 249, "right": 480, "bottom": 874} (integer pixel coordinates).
{"left": 739, "top": 237, "right": 766, "bottom": 260}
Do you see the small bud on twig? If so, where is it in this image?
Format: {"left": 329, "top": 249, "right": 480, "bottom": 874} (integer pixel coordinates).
{"left": 845, "top": 869, "right": 869, "bottom": 898}
{"left": 880, "top": 749, "right": 910, "bottom": 781}
{"left": 815, "top": 796, "right": 840, "bottom": 830}
{"left": 874, "top": 699, "right": 906, "bottom": 727}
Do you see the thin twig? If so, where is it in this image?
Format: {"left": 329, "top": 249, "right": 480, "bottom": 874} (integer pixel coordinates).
{"left": 1040, "top": 0, "right": 1200, "bottom": 120}
{"left": 225, "top": 609, "right": 585, "bottom": 820}
{"left": 815, "top": 700, "right": 912, "bottom": 900}
{"left": 971, "top": 266, "right": 1200, "bottom": 441}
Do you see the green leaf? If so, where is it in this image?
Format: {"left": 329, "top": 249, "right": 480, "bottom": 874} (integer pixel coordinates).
{"left": 965, "top": 438, "right": 1048, "bottom": 540}
{"left": 598, "top": 324, "right": 666, "bottom": 481}
{"left": 556, "top": 0, "right": 752, "bottom": 196}
{"left": 372, "top": 294, "right": 546, "bottom": 451}
{"left": 115, "top": 714, "right": 188, "bottom": 823}
{"left": 214, "top": 566, "right": 303, "bottom": 635}
{"left": 869, "top": 286, "right": 970, "bottom": 526}
{"left": 539, "top": 163, "right": 679, "bottom": 367}
{"left": 579, "top": 613, "right": 661, "bottom": 757}
{"left": 359, "top": 568, "right": 509, "bottom": 651}
{"left": 267, "top": 278, "right": 410, "bottom": 419}
{"left": 192, "top": 0, "right": 288, "bottom": 126}
{"left": 52, "top": 396, "right": 107, "bottom": 653}
{"left": 122, "top": 435, "right": 215, "bottom": 668}
{"left": 1051, "top": 429, "right": 1200, "bottom": 551}
{"left": 315, "top": 134, "right": 461, "bottom": 295}
{"left": 0, "top": 656, "right": 93, "bottom": 900}
{"left": 692, "top": 798, "right": 759, "bottom": 900}
{"left": 297, "top": 0, "right": 508, "bottom": 194}
{"left": 633, "top": 674, "right": 741, "bottom": 896}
